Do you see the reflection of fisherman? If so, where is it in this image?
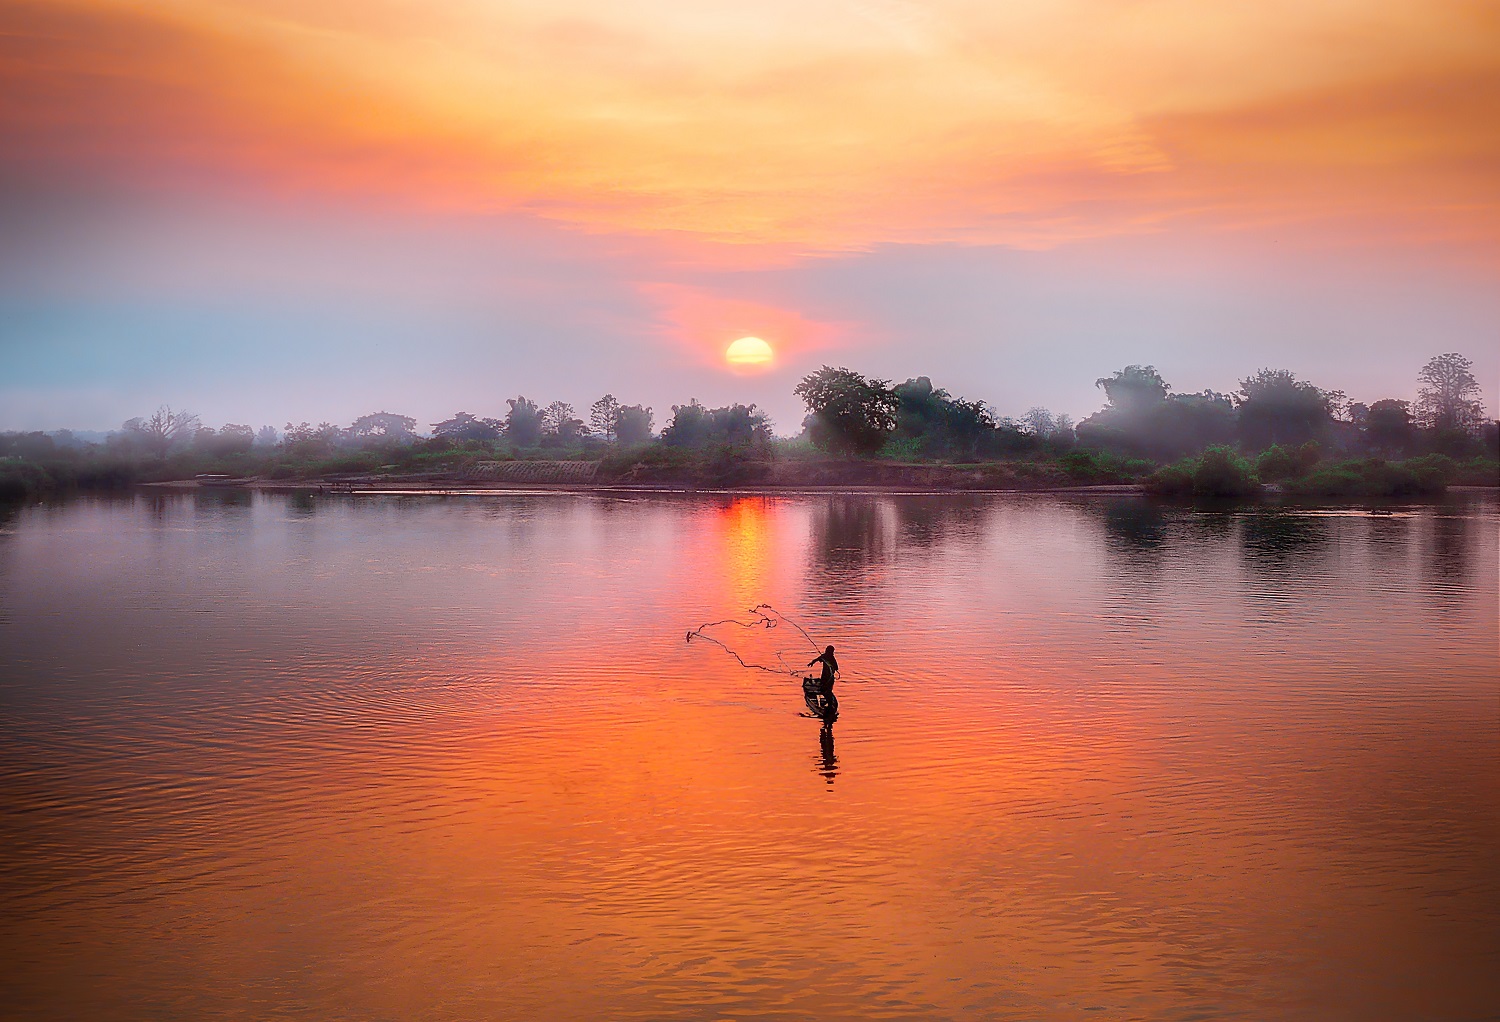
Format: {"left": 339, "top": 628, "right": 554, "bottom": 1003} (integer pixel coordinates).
{"left": 807, "top": 645, "right": 839, "bottom": 718}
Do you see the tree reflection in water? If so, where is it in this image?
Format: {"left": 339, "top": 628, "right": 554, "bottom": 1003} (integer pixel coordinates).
{"left": 1425, "top": 503, "right": 1472, "bottom": 610}
{"left": 805, "top": 497, "right": 891, "bottom": 607}
{"left": 1240, "top": 509, "right": 1331, "bottom": 578}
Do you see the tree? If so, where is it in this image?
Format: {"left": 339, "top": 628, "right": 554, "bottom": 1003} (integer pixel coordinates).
{"left": 125, "top": 405, "right": 200, "bottom": 458}
{"left": 1096, "top": 365, "right": 1169, "bottom": 412}
{"left": 589, "top": 395, "right": 621, "bottom": 442}
{"left": 348, "top": 411, "right": 418, "bottom": 443}
{"left": 541, "top": 401, "right": 584, "bottom": 441}
{"left": 661, "top": 400, "right": 772, "bottom": 448}
{"left": 794, "top": 366, "right": 898, "bottom": 456}
{"left": 1077, "top": 366, "right": 1233, "bottom": 460}
{"left": 255, "top": 425, "right": 280, "bottom": 448}
{"left": 1235, "top": 369, "right": 1333, "bottom": 449}
{"left": 431, "top": 412, "right": 502, "bottom": 442}
{"left": 198, "top": 423, "right": 254, "bottom": 458}
{"left": 1415, "top": 353, "right": 1486, "bottom": 434}
{"left": 505, "top": 396, "right": 542, "bottom": 447}
{"left": 282, "top": 422, "right": 344, "bottom": 458}
{"left": 1021, "top": 407, "right": 1056, "bottom": 437}
{"left": 1365, "top": 399, "right": 1414, "bottom": 454}
{"left": 614, "top": 404, "right": 654, "bottom": 445}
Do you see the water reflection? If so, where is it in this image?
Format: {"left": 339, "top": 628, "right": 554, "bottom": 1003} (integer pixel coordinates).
{"left": 194, "top": 488, "right": 254, "bottom": 514}
{"left": 1426, "top": 510, "right": 1471, "bottom": 586}
{"left": 816, "top": 722, "right": 838, "bottom": 784}
{"left": 806, "top": 497, "right": 891, "bottom": 605}
{"left": 889, "top": 495, "right": 987, "bottom": 552}
{"left": 1099, "top": 498, "right": 1168, "bottom": 552}
{"left": 0, "top": 490, "right": 1495, "bottom": 1021}
{"left": 1240, "top": 510, "right": 1330, "bottom": 575}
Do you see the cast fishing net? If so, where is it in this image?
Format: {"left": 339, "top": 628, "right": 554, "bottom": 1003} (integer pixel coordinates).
{"left": 684, "top": 604, "right": 825, "bottom": 676}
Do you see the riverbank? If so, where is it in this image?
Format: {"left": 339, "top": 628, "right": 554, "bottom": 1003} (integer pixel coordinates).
{"left": 10, "top": 449, "right": 1497, "bottom": 502}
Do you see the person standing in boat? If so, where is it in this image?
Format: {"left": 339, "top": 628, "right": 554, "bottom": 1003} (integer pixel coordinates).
{"left": 807, "top": 645, "right": 839, "bottom": 717}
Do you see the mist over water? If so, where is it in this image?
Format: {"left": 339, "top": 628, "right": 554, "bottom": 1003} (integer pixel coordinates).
{"left": 1, "top": 491, "right": 1496, "bottom": 1020}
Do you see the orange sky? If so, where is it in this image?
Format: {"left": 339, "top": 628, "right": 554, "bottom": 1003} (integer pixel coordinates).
{"left": 4, "top": 0, "right": 1497, "bottom": 255}
{"left": 1, "top": 0, "right": 1496, "bottom": 431}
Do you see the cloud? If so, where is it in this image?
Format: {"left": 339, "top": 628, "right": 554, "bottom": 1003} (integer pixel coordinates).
{"left": 2, "top": 0, "right": 1494, "bottom": 257}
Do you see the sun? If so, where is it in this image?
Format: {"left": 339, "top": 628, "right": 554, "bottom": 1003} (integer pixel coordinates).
{"left": 725, "top": 336, "right": 774, "bottom": 367}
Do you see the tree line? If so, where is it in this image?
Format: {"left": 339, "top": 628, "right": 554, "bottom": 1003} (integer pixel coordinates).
{"left": 790, "top": 352, "right": 1495, "bottom": 463}
{"left": 1, "top": 352, "right": 1494, "bottom": 499}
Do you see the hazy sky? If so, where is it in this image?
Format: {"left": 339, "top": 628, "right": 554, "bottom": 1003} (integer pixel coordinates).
{"left": 1, "top": 0, "right": 1496, "bottom": 433}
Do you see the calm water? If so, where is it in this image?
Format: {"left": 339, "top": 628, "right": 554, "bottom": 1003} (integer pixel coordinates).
{"left": 1, "top": 490, "right": 1496, "bottom": 1021}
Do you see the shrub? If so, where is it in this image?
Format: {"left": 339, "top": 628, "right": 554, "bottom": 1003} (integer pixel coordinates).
{"left": 1402, "top": 454, "right": 1457, "bottom": 489}
{"left": 1058, "top": 448, "right": 1154, "bottom": 483}
{"left": 1285, "top": 457, "right": 1446, "bottom": 497}
{"left": 1144, "top": 462, "right": 1193, "bottom": 497}
{"left": 1452, "top": 457, "right": 1499, "bottom": 486}
{"left": 1190, "top": 446, "right": 1260, "bottom": 498}
{"left": 1255, "top": 444, "right": 1297, "bottom": 481}
{"left": 879, "top": 435, "right": 923, "bottom": 461}
{"left": 0, "top": 460, "right": 49, "bottom": 500}
{"left": 1146, "top": 446, "right": 1259, "bottom": 499}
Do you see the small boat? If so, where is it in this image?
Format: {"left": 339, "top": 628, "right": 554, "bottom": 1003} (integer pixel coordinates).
{"left": 802, "top": 676, "right": 838, "bottom": 723}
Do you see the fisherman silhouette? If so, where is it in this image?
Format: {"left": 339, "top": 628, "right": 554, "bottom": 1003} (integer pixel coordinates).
{"left": 805, "top": 645, "right": 839, "bottom": 720}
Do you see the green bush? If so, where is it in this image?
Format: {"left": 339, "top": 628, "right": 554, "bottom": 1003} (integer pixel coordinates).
{"left": 1255, "top": 444, "right": 1297, "bottom": 481}
{"left": 1285, "top": 457, "right": 1446, "bottom": 497}
{"left": 1192, "top": 446, "right": 1260, "bottom": 497}
{"left": 1144, "top": 462, "right": 1194, "bottom": 497}
{"left": 1402, "top": 454, "right": 1457, "bottom": 489}
{"left": 1452, "top": 457, "right": 1499, "bottom": 486}
{"left": 1057, "top": 448, "right": 1154, "bottom": 483}
{"left": 1146, "top": 446, "right": 1259, "bottom": 499}
{"left": 878, "top": 435, "right": 924, "bottom": 461}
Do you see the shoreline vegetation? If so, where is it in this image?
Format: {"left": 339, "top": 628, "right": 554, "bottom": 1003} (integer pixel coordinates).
{"left": 4, "top": 357, "right": 1497, "bottom": 502}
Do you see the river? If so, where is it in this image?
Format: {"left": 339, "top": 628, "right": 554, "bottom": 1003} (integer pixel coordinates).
{"left": 1, "top": 490, "right": 1496, "bottom": 1020}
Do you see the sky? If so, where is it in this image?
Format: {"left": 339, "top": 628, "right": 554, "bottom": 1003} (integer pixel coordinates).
{"left": 1, "top": 0, "right": 1496, "bottom": 434}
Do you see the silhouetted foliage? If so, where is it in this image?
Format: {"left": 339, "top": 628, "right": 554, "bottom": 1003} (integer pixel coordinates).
{"left": 431, "top": 412, "right": 503, "bottom": 442}
{"left": 1077, "top": 366, "right": 1235, "bottom": 460}
{"left": 541, "top": 401, "right": 585, "bottom": 442}
{"left": 1096, "top": 365, "right": 1169, "bottom": 411}
{"left": 10, "top": 349, "right": 1496, "bottom": 498}
{"left": 348, "top": 411, "right": 418, "bottom": 443}
{"left": 589, "top": 395, "right": 621, "bottom": 442}
{"left": 282, "top": 421, "right": 343, "bottom": 459}
{"left": 661, "top": 400, "right": 771, "bottom": 449}
{"left": 1415, "top": 353, "right": 1486, "bottom": 434}
{"left": 505, "top": 397, "right": 542, "bottom": 447}
{"left": 124, "top": 406, "right": 200, "bottom": 458}
{"left": 795, "top": 366, "right": 898, "bottom": 456}
{"left": 1363, "top": 398, "right": 1415, "bottom": 455}
{"left": 614, "top": 404, "right": 655, "bottom": 445}
{"left": 1235, "top": 369, "right": 1333, "bottom": 449}
{"left": 888, "top": 377, "right": 1007, "bottom": 459}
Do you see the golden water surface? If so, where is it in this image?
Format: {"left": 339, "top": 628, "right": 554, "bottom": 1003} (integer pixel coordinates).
{"left": 1, "top": 491, "right": 1496, "bottom": 1020}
